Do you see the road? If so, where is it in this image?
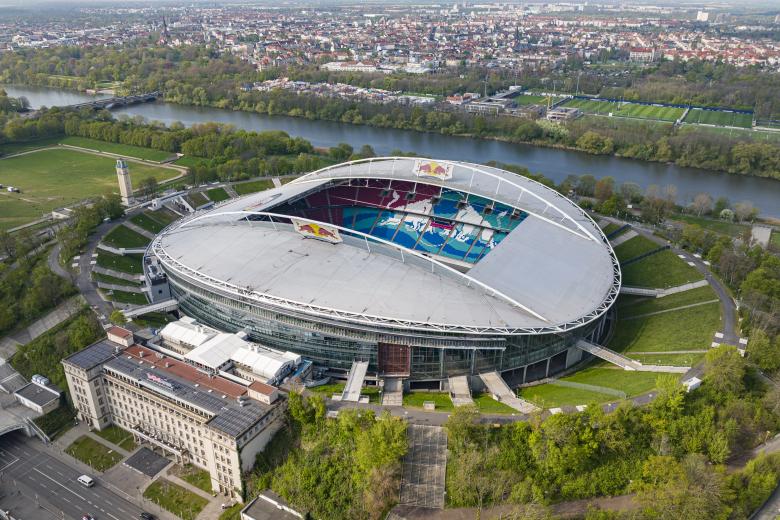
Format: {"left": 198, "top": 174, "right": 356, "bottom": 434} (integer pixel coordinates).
{"left": 0, "top": 431, "right": 147, "bottom": 520}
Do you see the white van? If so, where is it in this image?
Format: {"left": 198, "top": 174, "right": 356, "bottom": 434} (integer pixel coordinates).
{"left": 77, "top": 475, "right": 95, "bottom": 487}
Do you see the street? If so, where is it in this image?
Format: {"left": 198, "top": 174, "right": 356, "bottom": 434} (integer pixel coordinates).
{"left": 0, "top": 432, "right": 147, "bottom": 520}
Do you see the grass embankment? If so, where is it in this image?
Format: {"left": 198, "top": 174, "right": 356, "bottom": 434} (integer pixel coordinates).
{"left": 403, "top": 392, "right": 454, "bottom": 411}
{"left": 519, "top": 385, "right": 613, "bottom": 408}
{"left": 617, "top": 285, "right": 718, "bottom": 317}
{"left": 106, "top": 289, "right": 148, "bottom": 305}
{"left": 102, "top": 224, "right": 150, "bottom": 249}
{"left": 609, "top": 302, "right": 720, "bottom": 354}
{"left": 683, "top": 108, "right": 753, "bottom": 128}
{"left": 65, "top": 435, "right": 123, "bottom": 471}
{"left": 621, "top": 250, "right": 703, "bottom": 288}
{"left": 233, "top": 179, "right": 275, "bottom": 195}
{"left": 206, "top": 187, "right": 230, "bottom": 202}
{"left": 310, "top": 383, "right": 380, "bottom": 403}
{"left": 96, "top": 251, "right": 143, "bottom": 274}
{"left": 472, "top": 393, "right": 518, "bottom": 414}
{"left": 519, "top": 365, "right": 660, "bottom": 408}
{"left": 143, "top": 478, "right": 209, "bottom": 519}
{"left": 93, "top": 271, "right": 141, "bottom": 287}
{"left": 0, "top": 148, "right": 178, "bottom": 230}
{"left": 613, "top": 235, "right": 662, "bottom": 263}
{"left": 130, "top": 211, "right": 168, "bottom": 234}
{"left": 94, "top": 425, "right": 136, "bottom": 451}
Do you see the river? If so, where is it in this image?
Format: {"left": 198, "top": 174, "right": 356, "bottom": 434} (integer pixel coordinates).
{"left": 5, "top": 85, "right": 779, "bottom": 217}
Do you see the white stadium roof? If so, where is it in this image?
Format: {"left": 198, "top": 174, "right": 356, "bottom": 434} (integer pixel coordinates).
{"left": 152, "top": 157, "right": 620, "bottom": 335}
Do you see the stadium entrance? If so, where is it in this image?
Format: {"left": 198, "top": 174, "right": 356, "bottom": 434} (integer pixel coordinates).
{"left": 378, "top": 343, "right": 411, "bottom": 376}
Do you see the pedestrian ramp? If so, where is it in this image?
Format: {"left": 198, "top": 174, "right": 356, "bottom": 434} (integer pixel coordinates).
{"left": 381, "top": 377, "right": 404, "bottom": 406}
{"left": 399, "top": 425, "right": 447, "bottom": 509}
{"left": 448, "top": 375, "right": 474, "bottom": 407}
{"left": 609, "top": 229, "right": 637, "bottom": 247}
{"left": 576, "top": 340, "right": 689, "bottom": 374}
{"left": 479, "top": 371, "right": 538, "bottom": 414}
{"left": 123, "top": 299, "right": 178, "bottom": 319}
{"left": 341, "top": 360, "right": 369, "bottom": 402}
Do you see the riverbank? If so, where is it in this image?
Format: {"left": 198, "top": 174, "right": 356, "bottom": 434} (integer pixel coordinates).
{"left": 5, "top": 84, "right": 780, "bottom": 217}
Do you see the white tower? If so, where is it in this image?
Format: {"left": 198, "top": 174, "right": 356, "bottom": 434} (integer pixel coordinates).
{"left": 116, "top": 159, "right": 133, "bottom": 206}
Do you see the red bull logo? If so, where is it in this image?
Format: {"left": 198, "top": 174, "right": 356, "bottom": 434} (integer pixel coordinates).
{"left": 414, "top": 160, "right": 453, "bottom": 180}
{"left": 292, "top": 219, "right": 343, "bottom": 243}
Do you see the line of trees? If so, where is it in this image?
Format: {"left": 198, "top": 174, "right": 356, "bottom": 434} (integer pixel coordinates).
{"left": 2, "top": 44, "right": 780, "bottom": 180}
{"left": 445, "top": 351, "right": 780, "bottom": 518}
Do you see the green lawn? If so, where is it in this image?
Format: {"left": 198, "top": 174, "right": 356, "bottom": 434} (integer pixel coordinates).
{"left": 513, "top": 94, "right": 556, "bottom": 106}
{"left": 107, "top": 289, "right": 148, "bottom": 305}
{"left": 94, "top": 425, "right": 136, "bottom": 451}
{"left": 206, "top": 187, "right": 230, "bottom": 202}
{"left": 131, "top": 312, "right": 173, "bottom": 328}
{"left": 614, "top": 235, "right": 662, "bottom": 263}
{"left": 472, "top": 392, "right": 519, "bottom": 414}
{"left": 617, "top": 285, "right": 717, "bottom": 318}
{"left": 0, "top": 148, "right": 178, "bottom": 230}
{"left": 519, "top": 385, "right": 615, "bottom": 408}
{"left": 629, "top": 352, "right": 704, "bottom": 366}
{"left": 683, "top": 109, "right": 753, "bottom": 128}
{"left": 148, "top": 207, "right": 179, "bottom": 225}
{"left": 670, "top": 214, "right": 749, "bottom": 237}
{"left": 65, "top": 435, "right": 123, "bottom": 472}
{"left": 621, "top": 250, "right": 703, "bottom": 288}
{"left": 173, "top": 156, "right": 206, "bottom": 169}
{"left": 0, "top": 137, "right": 63, "bottom": 156}
{"left": 609, "top": 302, "right": 721, "bottom": 353}
{"left": 102, "top": 224, "right": 150, "bottom": 249}
{"left": 233, "top": 179, "right": 275, "bottom": 195}
{"left": 59, "top": 136, "right": 172, "bottom": 161}
{"left": 602, "top": 223, "right": 622, "bottom": 236}
{"left": 96, "top": 251, "right": 143, "bottom": 274}
{"left": 403, "top": 392, "right": 454, "bottom": 411}
{"left": 171, "top": 464, "right": 213, "bottom": 494}
{"left": 310, "top": 382, "right": 380, "bottom": 403}
{"left": 771, "top": 230, "right": 780, "bottom": 252}
{"left": 130, "top": 212, "right": 167, "bottom": 234}
{"left": 562, "top": 366, "right": 659, "bottom": 396}
{"left": 143, "top": 478, "right": 208, "bottom": 520}
{"left": 93, "top": 271, "right": 141, "bottom": 287}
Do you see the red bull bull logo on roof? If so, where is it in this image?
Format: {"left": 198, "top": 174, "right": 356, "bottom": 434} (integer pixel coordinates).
{"left": 292, "top": 219, "right": 343, "bottom": 244}
{"left": 413, "top": 160, "right": 453, "bottom": 180}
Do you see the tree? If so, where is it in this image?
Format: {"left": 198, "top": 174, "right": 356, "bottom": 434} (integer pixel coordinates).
{"left": 109, "top": 310, "right": 127, "bottom": 326}
{"left": 619, "top": 182, "right": 643, "bottom": 204}
{"left": 138, "top": 176, "right": 159, "bottom": 199}
{"left": 734, "top": 201, "right": 758, "bottom": 223}
{"left": 690, "top": 193, "right": 713, "bottom": 216}
{"left": 577, "top": 175, "right": 597, "bottom": 197}
{"left": 704, "top": 345, "right": 746, "bottom": 397}
{"left": 594, "top": 176, "right": 615, "bottom": 203}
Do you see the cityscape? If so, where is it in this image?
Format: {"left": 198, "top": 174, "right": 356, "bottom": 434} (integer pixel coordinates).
{"left": 0, "top": 1, "right": 779, "bottom": 520}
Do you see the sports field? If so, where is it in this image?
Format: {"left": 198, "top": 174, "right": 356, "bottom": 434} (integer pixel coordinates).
{"left": 562, "top": 98, "right": 685, "bottom": 122}
{"left": 0, "top": 148, "right": 179, "bottom": 230}
{"left": 513, "top": 94, "right": 560, "bottom": 106}
{"left": 683, "top": 109, "right": 753, "bottom": 128}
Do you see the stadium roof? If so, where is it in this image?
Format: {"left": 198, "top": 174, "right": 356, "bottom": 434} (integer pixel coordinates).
{"left": 153, "top": 158, "right": 620, "bottom": 334}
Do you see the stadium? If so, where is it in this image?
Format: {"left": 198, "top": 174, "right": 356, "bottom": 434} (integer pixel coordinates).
{"left": 145, "top": 157, "right": 621, "bottom": 389}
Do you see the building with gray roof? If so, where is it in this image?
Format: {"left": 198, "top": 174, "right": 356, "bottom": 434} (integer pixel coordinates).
{"left": 147, "top": 158, "right": 620, "bottom": 387}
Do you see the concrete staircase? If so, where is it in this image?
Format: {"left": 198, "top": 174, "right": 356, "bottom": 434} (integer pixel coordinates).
{"left": 448, "top": 375, "right": 474, "bottom": 407}
{"left": 381, "top": 377, "right": 404, "bottom": 406}
{"left": 609, "top": 229, "right": 637, "bottom": 247}
{"left": 479, "top": 371, "right": 538, "bottom": 414}
{"left": 341, "top": 360, "right": 369, "bottom": 402}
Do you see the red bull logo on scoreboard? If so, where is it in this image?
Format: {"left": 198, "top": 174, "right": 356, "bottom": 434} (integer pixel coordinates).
{"left": 413, "top": 159, "right": 453, "bottom": 180}
{"left": 292, "top": 219, "right": 343, "bottom": 244}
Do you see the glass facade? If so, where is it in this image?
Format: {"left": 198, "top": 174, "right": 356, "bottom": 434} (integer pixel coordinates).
{"left": 166, "top": 270, "right": 605, "bottom": 382}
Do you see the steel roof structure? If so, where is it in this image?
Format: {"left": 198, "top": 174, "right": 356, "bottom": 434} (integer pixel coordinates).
{"left": 150, "top": 158, "right": 621, "bottom": 335}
